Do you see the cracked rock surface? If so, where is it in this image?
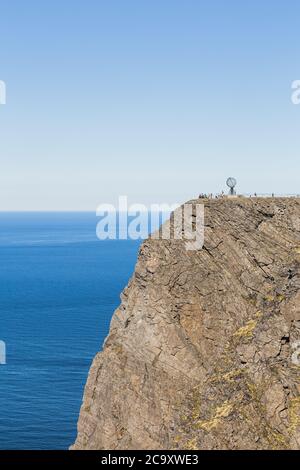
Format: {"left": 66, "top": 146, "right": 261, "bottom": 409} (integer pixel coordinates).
{"left": 72, "top": 198, "right": 300, "bottom": 450}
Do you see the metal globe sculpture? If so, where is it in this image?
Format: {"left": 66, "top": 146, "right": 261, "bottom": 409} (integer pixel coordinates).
{"left": 226, "top": 177, "right": 237, "bottom": 195}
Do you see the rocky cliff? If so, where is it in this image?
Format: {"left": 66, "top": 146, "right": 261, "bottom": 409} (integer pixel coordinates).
{"left": 72, "top": 197, "right": 300, "bottom": 450}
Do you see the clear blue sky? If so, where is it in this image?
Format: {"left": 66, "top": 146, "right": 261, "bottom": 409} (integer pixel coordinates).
{"left": 0, "top": 0, "right": 299, "bottom": 210}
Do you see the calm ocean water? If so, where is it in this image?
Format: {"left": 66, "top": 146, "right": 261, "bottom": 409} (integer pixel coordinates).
{"left": 0, "top": 212, "right": 140, "bottom": 449}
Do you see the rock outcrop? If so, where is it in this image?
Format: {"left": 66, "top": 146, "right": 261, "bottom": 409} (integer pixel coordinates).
{"left": 72, "top": 197, "right": 300, "bottom": 450}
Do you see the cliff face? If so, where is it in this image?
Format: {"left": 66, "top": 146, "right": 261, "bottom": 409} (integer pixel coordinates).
{"left": 72, "top": 198, "right": 300, "bottom": 450}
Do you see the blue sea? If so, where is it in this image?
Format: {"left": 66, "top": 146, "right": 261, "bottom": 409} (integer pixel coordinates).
{"left": 0, "top": 212, "right": 140, "bottom": 450}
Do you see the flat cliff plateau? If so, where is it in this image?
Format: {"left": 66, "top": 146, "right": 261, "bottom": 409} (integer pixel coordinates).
{"left": 72, "top": 197, "right": 300, "bottom": 450}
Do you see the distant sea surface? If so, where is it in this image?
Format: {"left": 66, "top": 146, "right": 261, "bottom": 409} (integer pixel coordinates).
{"left": 0, "top": 212, "right": 140, "bottom": 449}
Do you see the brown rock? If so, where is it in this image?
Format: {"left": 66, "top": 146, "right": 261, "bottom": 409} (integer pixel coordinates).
{"left": 72, "top": 197, "right": 300, "bottom": 450}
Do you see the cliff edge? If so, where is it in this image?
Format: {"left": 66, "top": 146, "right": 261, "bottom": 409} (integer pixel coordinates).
{"left": 72, "top": 197, "right": 300, "bottom": 450}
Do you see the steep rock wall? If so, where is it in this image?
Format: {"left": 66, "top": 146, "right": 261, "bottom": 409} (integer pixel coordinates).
{"left": 72, "top": 198, "right": 300, "bottom": 450}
